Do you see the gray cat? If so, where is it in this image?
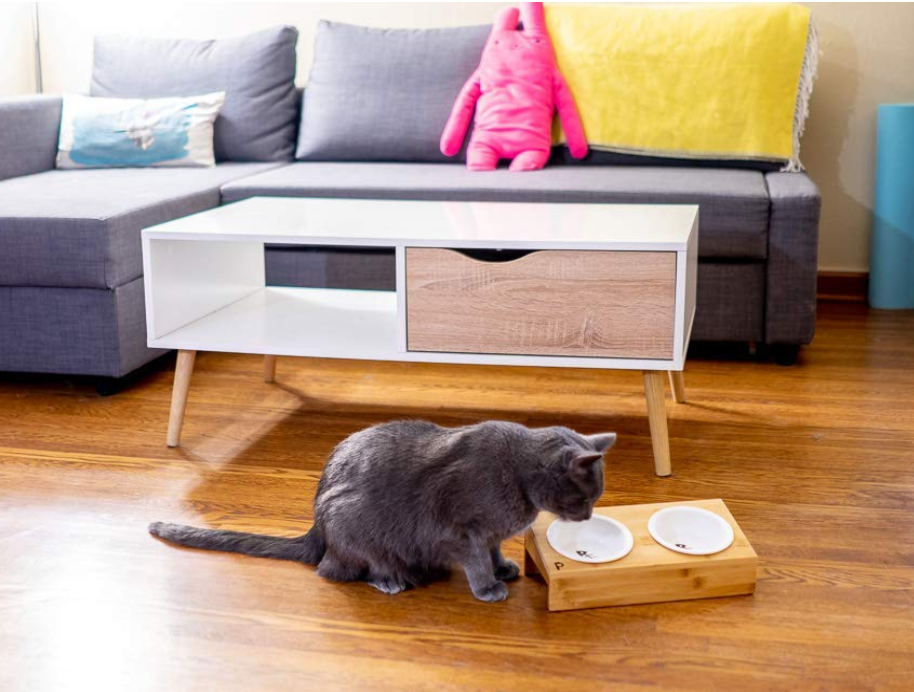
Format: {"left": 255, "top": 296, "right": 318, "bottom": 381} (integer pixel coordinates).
{"left": 149, "top": 420, "right": 615, "bottom": 603}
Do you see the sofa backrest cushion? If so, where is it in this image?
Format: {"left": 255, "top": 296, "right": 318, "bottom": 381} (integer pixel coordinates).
{"left": 296, "top": 21, "right": 489, "bottom": 163}
{"left": 90, "top": 26, "right": 299, "bottom": 163}
{"left": 0, "top": 95, "right": 62, "bottom": 182}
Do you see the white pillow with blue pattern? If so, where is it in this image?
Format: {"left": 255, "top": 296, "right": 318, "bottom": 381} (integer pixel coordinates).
{"left": 56, "top": 92, "right": 225, "bottom": 169}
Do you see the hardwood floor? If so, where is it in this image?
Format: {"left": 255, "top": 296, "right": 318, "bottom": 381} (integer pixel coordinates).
{"left": 1, "top": 302, "right": 912, "bottom": 692}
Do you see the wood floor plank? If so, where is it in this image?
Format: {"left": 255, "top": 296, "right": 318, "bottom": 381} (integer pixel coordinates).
{"left": 1, "top": 302, "right": 913, "bottom": 691}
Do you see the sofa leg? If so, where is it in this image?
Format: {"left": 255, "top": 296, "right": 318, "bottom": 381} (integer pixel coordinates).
{"left": 93, "top": 352, "right": 174, "bottom": 396}
{"left": 95, "top": 377, "right": 126, "bottom": 397}
{"left": 770, "top": 344, "right": 800, "bottom": 366}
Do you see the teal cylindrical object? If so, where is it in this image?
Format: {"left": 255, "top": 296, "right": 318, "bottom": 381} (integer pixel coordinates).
{"left": 870, "top": 104, "right": 914, "bottom": 309}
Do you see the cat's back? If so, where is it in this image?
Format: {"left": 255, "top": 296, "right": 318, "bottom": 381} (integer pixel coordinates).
{"left": 344, "top": 419, "right": 442, "bottom": 453}
{"left": 323, "top": 419, "right": 522, "bottom": 483}
{"left": 323, "top": 420, "right": 443, "bottom": 477}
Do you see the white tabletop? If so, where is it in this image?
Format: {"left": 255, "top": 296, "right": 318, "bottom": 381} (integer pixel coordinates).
{"left": 143, "top": 197, "right": 698, "bottom": 251}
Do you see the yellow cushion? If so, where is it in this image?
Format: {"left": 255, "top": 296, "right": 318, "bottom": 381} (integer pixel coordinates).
{"left": 547, "top": 3, "right": 813, "bottom": 167}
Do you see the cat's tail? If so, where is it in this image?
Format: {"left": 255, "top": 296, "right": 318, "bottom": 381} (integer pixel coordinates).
{"left": 148, "top": 521, "right": 326, "bottom": 564}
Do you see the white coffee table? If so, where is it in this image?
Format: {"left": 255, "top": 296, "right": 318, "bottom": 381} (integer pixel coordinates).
{"left": 142, "top": 197, "right": 698, "bottom": 476}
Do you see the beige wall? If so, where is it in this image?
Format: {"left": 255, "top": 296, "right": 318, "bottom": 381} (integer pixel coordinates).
{"left": 29, "top": 2, "right": 914, "bottom": 271}
{"left": 0, "top": 3, "right": 37, "bottom": 96}
{"left": 800, "top": 3, "right": 914, "bottom": 272}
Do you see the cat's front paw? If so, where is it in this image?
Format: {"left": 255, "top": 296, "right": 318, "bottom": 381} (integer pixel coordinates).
{"left": 368, "top": 576, "right": 407, "bottom": 595}
{"left": 494, "top": 558, "right": 520, "bottom": 581}
{"left": 472, "top": 580, "right": 509, "bottom": 603}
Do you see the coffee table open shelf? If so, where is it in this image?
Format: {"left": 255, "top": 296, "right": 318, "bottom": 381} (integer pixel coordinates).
{"left": 143, "top": 197, "right": 698, "bottom": 476}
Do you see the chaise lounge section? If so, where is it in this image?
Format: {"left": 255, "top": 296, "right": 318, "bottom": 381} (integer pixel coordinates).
{"left": 0, "top": 95, "right": 281, "bottom": 378}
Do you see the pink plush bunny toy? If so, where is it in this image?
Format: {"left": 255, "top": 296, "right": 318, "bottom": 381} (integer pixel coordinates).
{"left": 440, "top": 1, "right": 588, "bottom": 172}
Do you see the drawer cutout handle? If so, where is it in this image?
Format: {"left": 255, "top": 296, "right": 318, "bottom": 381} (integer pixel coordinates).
{"left": 452, "top": 249, "right": 536, "bottom": 263}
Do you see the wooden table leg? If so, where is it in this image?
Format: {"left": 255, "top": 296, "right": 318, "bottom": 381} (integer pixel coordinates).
{"left": 668, "top": 370, "right": 686, "bottom": 403}
{"left": 263, "top": 355, "right": 277, "bottom": 383}
{"left": 642, "top": 370, "right": 672, "bottom": 477}
{"left": 166, "top": 350, "right": 196, "bottom": 448}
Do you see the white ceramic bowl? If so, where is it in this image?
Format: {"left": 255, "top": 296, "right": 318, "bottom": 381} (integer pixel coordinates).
{"left": 648, "top": 506, "right": 735, "bottom": 556}
{"left": 546, "top": 515, "right": 634, "bottom": 564}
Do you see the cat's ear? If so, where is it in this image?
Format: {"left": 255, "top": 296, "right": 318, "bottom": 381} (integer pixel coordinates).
{"left": 587, "top": 433, "right": 617, "bottom": 454}
{"left": 570, "top": 452, "right": 603, "bottom": 476}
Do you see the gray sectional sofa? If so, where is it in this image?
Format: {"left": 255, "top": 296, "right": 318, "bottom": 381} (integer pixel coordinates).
{"left": 0, "top": 23, "right": 821, "bottom": 385}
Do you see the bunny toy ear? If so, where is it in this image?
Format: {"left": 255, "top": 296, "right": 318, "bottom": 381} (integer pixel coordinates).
{"left": 520, "top": 2, "right": 547, "bottom": 35}
{"left": 493, "top": 6, "right": 520, "bottom": 32}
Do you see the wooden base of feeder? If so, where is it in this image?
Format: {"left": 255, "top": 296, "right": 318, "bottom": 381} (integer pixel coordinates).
{"left": 524, "top": 499, "right": 758, "bottom": 612}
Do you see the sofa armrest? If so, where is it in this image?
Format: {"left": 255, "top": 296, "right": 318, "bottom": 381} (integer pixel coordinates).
{"left": 764, "top": 171, "right": 821, "bottom": 346}
{"left": 0, "top": 95, "right": 62, "bottom": 182}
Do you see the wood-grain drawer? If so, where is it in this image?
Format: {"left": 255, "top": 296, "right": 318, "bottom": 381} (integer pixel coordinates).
{"left": 405, "top": 248, "right": 676, "bottom": 359}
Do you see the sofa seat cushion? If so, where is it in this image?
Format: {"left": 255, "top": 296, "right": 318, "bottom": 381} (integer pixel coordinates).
{"left": 222, "top": 163, "right": 770, "bottom": 259}
{"left": 0, "top": 163, "right": 280, "bottom": 289}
